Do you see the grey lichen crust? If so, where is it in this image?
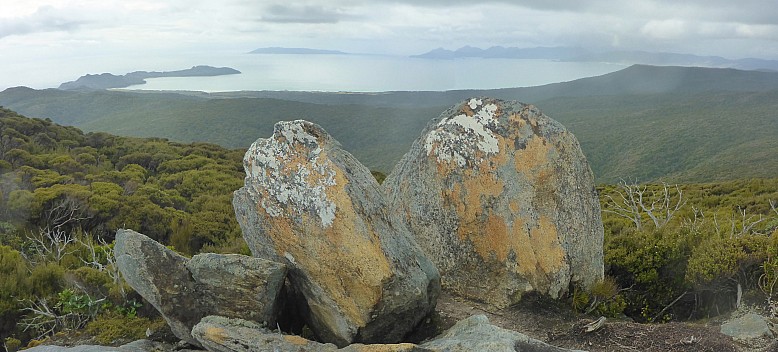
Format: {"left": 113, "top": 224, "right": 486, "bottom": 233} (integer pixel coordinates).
{"left": 242, "top": 120, "right": 338, "bottom": 227}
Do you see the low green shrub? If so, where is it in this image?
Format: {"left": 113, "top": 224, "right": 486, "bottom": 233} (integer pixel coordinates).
{"left": 84, "top": 312, "right": 165, "bottom": 345}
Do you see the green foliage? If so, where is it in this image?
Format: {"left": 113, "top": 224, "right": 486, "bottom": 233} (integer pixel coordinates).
{"left": 3, "top": 337, "right": 21, "bottom": 352}
{"left": 601, "top": 179, "right": 778, "bottom": 322}
{"left": 571, "top": 277, "right": 627, "bottom": 318}
{"left": 84, "top": 312, "right": 164, "bottom": 345}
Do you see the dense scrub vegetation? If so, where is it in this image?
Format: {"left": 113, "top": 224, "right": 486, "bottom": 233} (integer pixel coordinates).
{"left": 0, "top": 107, "right": 247, "bottom": 348}
{"left": 0, "top": 107, "right": 776, "bottom": 349}
{"left": 594, "top": 179, "right": 778, "bottom": 322}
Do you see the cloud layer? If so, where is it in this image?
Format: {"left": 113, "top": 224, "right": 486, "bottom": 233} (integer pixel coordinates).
{"left": 1, "top": 0, "right": 776, "bottom": 60}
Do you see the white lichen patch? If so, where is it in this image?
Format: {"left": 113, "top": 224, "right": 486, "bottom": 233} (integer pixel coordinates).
{"left": 424, "top": 99, "right": 500, "bottom": 167}
{"left": 243, "top": 121, "right": 337, "bottom": 227}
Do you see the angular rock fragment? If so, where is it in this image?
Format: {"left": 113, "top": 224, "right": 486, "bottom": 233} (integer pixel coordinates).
{"left": 233, "top": 120, "right": 440, "bottom": 346}
{"left": 114, "top": 229, "right": 286, "bottom": 346}
{"left": 384, "top": 98, "right": 604, "bottom": 307}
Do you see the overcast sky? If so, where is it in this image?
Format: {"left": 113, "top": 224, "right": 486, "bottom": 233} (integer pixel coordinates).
{"left": 1, "top": 0, "right": 777, "bottom": 90}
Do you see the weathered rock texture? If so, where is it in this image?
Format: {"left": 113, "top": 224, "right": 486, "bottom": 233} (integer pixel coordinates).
{"left": 233, "top": 120, "right": 440, "bottom": 346}
{"left": 384, "top": 98, "right": 604, "bottom": 307}
{"left": 114, "top": 229, "right": 286, "bottom": 346}
{"left": 419, "top": 315, "right": 586, "bottom": 352}
{"left": 193, "top": 316, "right": 428, "bottom": 352}
{"left": 192, "top": 315, "right": 584, "bottom": 352}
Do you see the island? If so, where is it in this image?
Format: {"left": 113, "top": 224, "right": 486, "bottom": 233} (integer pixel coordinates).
{"left": 58, "top": 65, "right": 241, "bottom": 90}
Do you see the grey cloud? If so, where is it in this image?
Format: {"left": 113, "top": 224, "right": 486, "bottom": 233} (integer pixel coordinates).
{"left": 0, "top": 6, "right": 86, "bottom": 39}
{"left": 260, "top": 4, "right": 357, "bottom": 23}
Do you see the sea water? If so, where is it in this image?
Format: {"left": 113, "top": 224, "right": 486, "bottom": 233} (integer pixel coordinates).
{"left": 0, "top": 51, "right": 626, "bottom": 92}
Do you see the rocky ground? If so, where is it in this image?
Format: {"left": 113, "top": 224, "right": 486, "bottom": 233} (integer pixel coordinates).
{"left": 427, "top": 292, "right": 777, "bottom": 352}
{"left": 30, "top": 291, "right": 777, "bottom": 352}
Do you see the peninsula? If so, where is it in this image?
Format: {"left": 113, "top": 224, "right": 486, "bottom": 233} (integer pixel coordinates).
{"left": 58, "top": 65, "right": 241, "bottom": 90}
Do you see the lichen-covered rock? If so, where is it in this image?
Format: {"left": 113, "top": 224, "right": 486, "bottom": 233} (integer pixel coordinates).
{"left": 192, "top": 316, "right": 428, "bottom": 352}
{"left": 114, "top": 229, "right": 286, "bottom": 346}
{"left": 232, "top": 120, "right": 440, "bottom": 346}
{"left": 420, "top": 315, "right": 585, "bottom": 352}
{"left": 384, "top": 98, "right": 604, "bottom": 308}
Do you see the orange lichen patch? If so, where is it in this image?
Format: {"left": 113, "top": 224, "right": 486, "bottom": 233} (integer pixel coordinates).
{"left": 514, "top": 136, "right": 550, "bottom": 177}
{"left": 509, "top": 200, "right": 520, "bottom": 213}
{"left": 531, "top": 215, "right": 565, "bottom": 274}
{"left": 263, "top": 164, "right": 392, "bottom": 327}
{"left": 505, "top": 213, "right": 565, "bottom": 287}
{"left": 283, "top": 334, "right": 312, "bottom": 346}
{"left": 203, "top": 327, "right": 228, "bottom": 344}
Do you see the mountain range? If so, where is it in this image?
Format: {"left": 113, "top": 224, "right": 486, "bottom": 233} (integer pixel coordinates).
{"left": 413, "top": 46, "right": 778, "bottom": 71}
{"left": 3, "top": 64, "right": 777, "bottom": 183}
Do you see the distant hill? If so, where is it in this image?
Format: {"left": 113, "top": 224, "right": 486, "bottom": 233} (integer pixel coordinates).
{"left": 413, "top": 46, "right": 778, "bottom": 71}
{"left": 412, "top": 46, "right": 588, "bottom": 60}
{"left": 58, "top": 65, "right": 241, "bottom": 90}
{"left": 249, "top": 47, "right": 350, "bottom": 55}
{"left": 3, "top": 65, "right": 778, "bottom": 183}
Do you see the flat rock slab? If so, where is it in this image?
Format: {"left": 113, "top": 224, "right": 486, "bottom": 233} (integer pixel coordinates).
{"left": 720, "top": 313, "right": 774, "bottom": 341}
{"left": 114, "top": 229, "right": 286, "bottom": 346}
{"left": 233, "top": 120, "right": 440, "bottom": 346}
{"left": 384, "top": 97, "right": 604, "bottom": 307}
{"left": 420, "top": 315, "right": 586, "bottom": 352}
{"left": 22, "top": 340, "right": 200, "bottom": 352}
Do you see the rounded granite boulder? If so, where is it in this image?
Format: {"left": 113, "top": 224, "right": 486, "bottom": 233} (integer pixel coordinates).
{"left": 383, "top": 97, "right": 604, "bottom": 308}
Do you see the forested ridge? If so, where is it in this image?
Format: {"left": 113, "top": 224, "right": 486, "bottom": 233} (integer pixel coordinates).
{"left": 3, "top": 65, "right": 778, "bottom": 183}
{"left": 1, "top": 107, "right": 777, "bottom": 350}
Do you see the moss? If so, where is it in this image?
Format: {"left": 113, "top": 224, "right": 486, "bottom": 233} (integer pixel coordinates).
{"left": 84, "top": 312, "right": 165, "bottom": 345}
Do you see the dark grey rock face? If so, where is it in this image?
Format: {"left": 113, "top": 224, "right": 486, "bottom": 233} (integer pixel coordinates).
{"left": 232, "top": 120, "right": 440, "bottom": 346}
{"left": 114, "top": 229, "right": 286, "bottom": 346}
{"left": 186, "top": 253, "right": 287, "bottom": 326}
{"left": 384, "top": 98, "right": 604, "bottom": 308}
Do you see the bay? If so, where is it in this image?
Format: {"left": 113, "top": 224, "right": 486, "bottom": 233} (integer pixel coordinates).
{"left": 128, "top": 54, "right": 626, "bottom": 92}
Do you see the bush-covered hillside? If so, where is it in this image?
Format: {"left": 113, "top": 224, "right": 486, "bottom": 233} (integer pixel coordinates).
{"left": 0, "top": 107, "right": 252, "bottom": 347}
{"left": 1, "top": 108, "right": 777, "bottom": 349}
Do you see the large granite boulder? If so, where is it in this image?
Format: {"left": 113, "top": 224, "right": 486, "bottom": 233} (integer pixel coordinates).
{"left": 384, "top": 98, "right": 604, "bottom": 307}
{"left": 114, "top": 229, "right": 286, "bottom": 346}
{"left": 233, "top": 120, "right": 440, "bottom": 346}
